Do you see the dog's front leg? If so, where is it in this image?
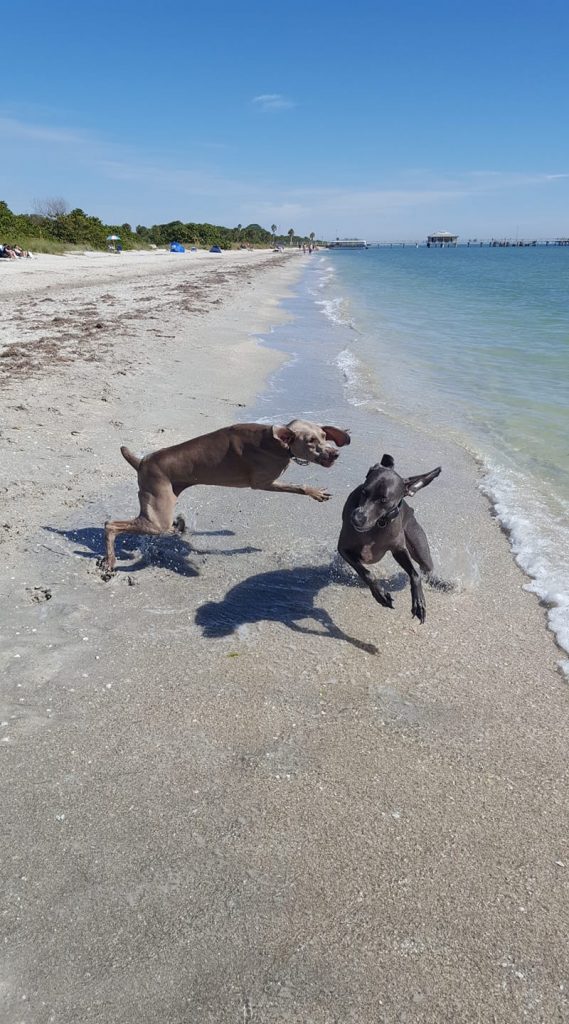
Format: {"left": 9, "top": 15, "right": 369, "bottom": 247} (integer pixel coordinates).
{"left": 338, "top": 545, "right": 394, "bottom": 608}
{"left": 255, "top": 480, "right": 331, "bottom": 502}
{"left": 392, "top": 547, "right": 426, "bottom": 623}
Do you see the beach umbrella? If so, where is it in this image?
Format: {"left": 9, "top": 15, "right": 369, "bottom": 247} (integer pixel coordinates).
{"left": 106, "top": 234, "right": 121, "bottom": 241}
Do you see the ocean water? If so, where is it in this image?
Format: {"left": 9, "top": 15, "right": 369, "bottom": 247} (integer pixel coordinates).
{"left": 308, "top": 246, "right": 569, "bottom": 674}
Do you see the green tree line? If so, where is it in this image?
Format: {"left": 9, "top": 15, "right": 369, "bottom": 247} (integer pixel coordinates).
{"left": 0, "top": 200, "right": 324, "bottom": 252}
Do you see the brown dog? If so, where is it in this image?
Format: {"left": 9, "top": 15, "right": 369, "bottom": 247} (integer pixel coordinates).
{"left": 101, "top": 419, "right": 350, "bottom": 573}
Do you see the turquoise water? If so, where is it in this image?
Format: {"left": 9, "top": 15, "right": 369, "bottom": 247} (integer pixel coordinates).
{"left": 311, "top": 247, "right": 569, "bottom": 670}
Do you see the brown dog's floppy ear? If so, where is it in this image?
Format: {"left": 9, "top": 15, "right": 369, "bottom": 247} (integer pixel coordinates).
{"left": 321, "top": 426, "right": 351, "bottom": 447}
{"left": 272, "top": 424, "right": 295, "bottom": 449}
{"left": 405, "top": 466, "right": 441, "bottom": 495}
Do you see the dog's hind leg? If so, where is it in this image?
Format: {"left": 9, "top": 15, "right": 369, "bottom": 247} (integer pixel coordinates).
{"left": 392, "top": 546, "right": 427, "bottom": 624}
{"left": 403, "top": 508, "right": 434, "bottom": 574}
{"left": 102, "top": 516, "right": 169, "bottom": 573}
{"left": 101, "top": 482, "right": 178, "bottom": 574}
{"left": 404, "top": 510, "right": 454, "bottom": 591}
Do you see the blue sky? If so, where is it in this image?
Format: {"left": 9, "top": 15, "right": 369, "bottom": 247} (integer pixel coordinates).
{"left": 2, "top": 0, "right": 568, "bottom": 240}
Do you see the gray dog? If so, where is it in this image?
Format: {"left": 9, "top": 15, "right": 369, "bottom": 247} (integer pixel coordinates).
{"left": 101, "top": 419, "right": 350, "bottom": 573}
{"left": 338, "top": 454, "right": 441, "bottom": 623}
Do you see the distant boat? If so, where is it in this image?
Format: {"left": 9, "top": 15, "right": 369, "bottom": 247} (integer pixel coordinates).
{"left": 327, "top": 239, "right": 368, "bottom": 249}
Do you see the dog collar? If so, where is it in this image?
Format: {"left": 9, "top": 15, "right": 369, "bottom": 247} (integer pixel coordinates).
{"left": 377, "top": 498, "right": 403, "bottom": 528}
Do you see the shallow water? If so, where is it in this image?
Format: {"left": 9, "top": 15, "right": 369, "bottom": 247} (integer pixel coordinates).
{"left": 307, "top": 247, "right": 569, "bottom": 673}
{"left": 247, "top": 262, "right": 488, "bottom": 619}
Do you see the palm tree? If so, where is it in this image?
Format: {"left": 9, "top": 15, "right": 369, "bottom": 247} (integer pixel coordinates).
{"left": 237, "top": 223, "right": 242, "bottom": 239}
{"left": 309, "top": 232, "right": 315, "bottom": 246}
{"left": 288, "top": 228, "right": 295, "bottom": 247}
{"left": 271, "top": 223, "right": 277, "bottom": 244}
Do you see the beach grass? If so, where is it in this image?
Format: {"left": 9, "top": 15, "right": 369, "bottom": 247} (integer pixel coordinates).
{"left": 12, "top": 236, "right": 154, "bottom": 255}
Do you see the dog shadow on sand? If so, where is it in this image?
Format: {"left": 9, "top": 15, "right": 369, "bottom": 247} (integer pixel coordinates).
{"left": 43, "top": 525, "right": 262, "bottom": 578}
{"left": 44, "top": 526, "right": 408, "bottom": 654}
{"left": 195, "top": 563, "right": 409, "bottom": 656}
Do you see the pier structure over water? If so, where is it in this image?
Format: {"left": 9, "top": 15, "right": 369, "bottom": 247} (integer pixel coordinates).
{"left": 427, "top": 231, "right": 458, "bottom": 247}
{"left": 344, "top": 238, "right": 569, "bottom": 248}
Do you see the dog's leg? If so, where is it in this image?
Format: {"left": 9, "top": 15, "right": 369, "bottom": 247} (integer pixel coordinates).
{"left": 338, "top": 546, "right": 394, "bottom": 609}
{"left": 102, "top": 516, "right": 170, "bottom": 573}
{"left": 254, "top": 480, "right": 331, "bottom": 502}
{"left": 101, "top": 484, "right": 177, "bottom": 574}
{"left": 404, "top": 512, "right": 453, "bottom": 590}
{"left": 392, "top": 547, "right": 427, "bottom": 623}
{"left": 403, "top": 509, "right": 434, "bottom": 574}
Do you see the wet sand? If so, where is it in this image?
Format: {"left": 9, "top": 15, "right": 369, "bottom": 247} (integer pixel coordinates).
{"left": 1, "top": 250, "right": 568, "bottom": 1023}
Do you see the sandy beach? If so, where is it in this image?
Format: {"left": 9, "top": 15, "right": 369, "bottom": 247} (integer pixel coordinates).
{"left": 1, "top": 249, "right": 568, "bottom": 1023}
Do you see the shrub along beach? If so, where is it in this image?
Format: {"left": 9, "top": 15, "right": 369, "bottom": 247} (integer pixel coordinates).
{"left": 0, "top": 198, "right": 323, "bottom": 253}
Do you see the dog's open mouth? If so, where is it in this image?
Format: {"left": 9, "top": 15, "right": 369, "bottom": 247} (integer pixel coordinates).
{"left": 317, "top": 451, "right": 338, "bottom": 468}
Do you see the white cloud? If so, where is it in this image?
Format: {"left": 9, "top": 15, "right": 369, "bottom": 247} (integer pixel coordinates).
{"left": 0, "top": 116, "right": 89, "bottom": 146}
{"left": 252, "top": 93, "right": 295, "bottom": 111}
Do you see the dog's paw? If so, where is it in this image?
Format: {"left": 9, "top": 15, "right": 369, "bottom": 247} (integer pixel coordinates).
{"left": 309, "top": 487, "right": 331, "bottom": 502}
{"left": 173, "top": 515, "right": 186, "bottom": 534}
{"left": 372, "top": 586, "right": 393, "bottom": 609}
{"left": 96, "top": 557, "right": 115, "bottom": 582}
{"left": 412, "top": 598, "right": 426, "bottom": 624}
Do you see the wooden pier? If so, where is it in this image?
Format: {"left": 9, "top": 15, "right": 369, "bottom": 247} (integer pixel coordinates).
{"left": 360, "top": 238, "right": 569, "bottom": 248}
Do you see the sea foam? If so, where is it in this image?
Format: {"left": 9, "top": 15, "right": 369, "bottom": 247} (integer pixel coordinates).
{"left": 481, "top": 464, "right": 569, "bottom": 677}
{"left": 315, "top": 296, "right": 354, "bottom": 328}
{"left": 335, "top": 348, "right": 372, "bottom": 407}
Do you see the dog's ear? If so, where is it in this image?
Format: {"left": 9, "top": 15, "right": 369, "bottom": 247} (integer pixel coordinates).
{"left": 321, "top": 426, "right": 351, "bottom": 447}
{"left": 272, "top": 424, "right": 295, "bottom": 449}
{"left": 405, "top": 466, "right": 441, "bottom": 495}
{"left": 380, "top": 453, "right": 395, "bottom": 468}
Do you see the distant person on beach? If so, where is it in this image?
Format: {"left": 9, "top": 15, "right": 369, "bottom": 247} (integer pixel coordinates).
{"left": 0, "top": 244, "right": 29, "bottom": 259}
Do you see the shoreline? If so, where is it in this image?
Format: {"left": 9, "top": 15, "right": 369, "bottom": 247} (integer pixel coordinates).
{"left": 2, "top": 252, "right": 569, "bottom": 1023}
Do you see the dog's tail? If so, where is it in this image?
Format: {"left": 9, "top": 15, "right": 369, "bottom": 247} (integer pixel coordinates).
{"left": 120, "top": 445, "right": 142, "bottom": 471}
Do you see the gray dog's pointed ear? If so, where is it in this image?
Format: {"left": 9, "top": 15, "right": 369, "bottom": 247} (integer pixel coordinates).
{"left": 322, "top": 426, "right": 351, "bottom": 447}
{"left": 405, "top": 466, "right": 441, "bottom": 495}
{"left": 380, "top": 454, "right": 395, "bottom": 467}
{"left": 273, "top": 424, "right": 295, "bottom": 449}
